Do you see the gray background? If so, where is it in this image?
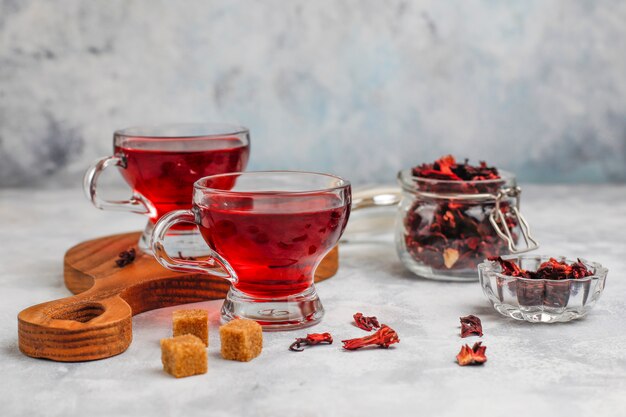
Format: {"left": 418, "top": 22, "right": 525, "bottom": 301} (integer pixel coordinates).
{"left": 1, "top": 0, "right": 625, "bottom": 187}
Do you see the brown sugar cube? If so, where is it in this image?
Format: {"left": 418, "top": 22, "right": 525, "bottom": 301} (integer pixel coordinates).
{"left": 219, "top": 319, "right": 263, "bottom": 362}
{"left": 160, "top": 334, "right": 207, "bottom": 378}
{"left": 173, "top": 309, "right": 208, "bottom": 346}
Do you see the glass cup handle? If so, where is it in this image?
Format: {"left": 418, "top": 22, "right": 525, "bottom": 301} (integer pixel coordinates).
{"left": 151, "top": 209, "right": 237, "bottom": 283}
{"left": 83, "top": 156, "right": 153, "bottom": 214}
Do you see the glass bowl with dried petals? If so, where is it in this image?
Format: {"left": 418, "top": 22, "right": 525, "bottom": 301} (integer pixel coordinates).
{"left": 478, "top": 255, "right": 608, "bottom": 323}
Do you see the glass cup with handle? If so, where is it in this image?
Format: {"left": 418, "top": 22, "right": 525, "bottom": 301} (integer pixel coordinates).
{"left": 151, "top": 171, "right": 352, "bottom": 331}
{"left": 83, "top": 123, "right": 250, "bottom": 256}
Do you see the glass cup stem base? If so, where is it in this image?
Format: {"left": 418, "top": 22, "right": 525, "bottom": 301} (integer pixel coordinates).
{"left": 138, "top": 221, "right": 211, "bottom": 258}
{"left": 221, "top": 285, "right": 324, "bottom": 331}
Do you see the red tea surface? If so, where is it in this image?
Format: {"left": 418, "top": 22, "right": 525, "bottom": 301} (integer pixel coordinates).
{"left": 196, "top": 194, "right": 350, "bottom": 298}
{"left": 115, "top": 137, "right": 249, "bottom": 222}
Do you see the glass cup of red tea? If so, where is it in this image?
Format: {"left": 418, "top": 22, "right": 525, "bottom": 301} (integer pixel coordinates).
{"left": 83, "top": 123, "right": 250, "bottom": 256}
{"left": 151, "top": 171, "right": 352, "bottom": 331}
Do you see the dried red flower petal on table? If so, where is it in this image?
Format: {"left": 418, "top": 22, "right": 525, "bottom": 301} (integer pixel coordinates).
{"left": 353, "top": 312, "right": 380, "bottom": 331}
{"left": 460, "top": 315, "right": 483, "bottom": 338}
{"left": 342, "top": 325, "right": 400, "bottom": 350}
{"left": 456, "top": 342, "right": 487, "bottom": 366}
{"left": 289, "top": 333, "right": 333, "bottom": 352}
{"left": 115, "top": 248, "right": 136, "bottom": 267}
{"left": 488, "top": 257, "right": 594, "bottom": 280}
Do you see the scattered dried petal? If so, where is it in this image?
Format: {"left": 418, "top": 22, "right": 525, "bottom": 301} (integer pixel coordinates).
{"left": 353, "top": 312, "right": 380, "bottom": 331}
{"left": 289, "top": 333, "right": 333, "bottom": 352}
{"left": 116, "top": 248, "right": 136, "bottom": 267}
{"left": 456, "top": 342, "right": 487, "bottom": 366}
{"left": 342, "top": 325, "right": 400, "bottom": 350}
{"left": 460, "top": 315, "right": 483, "bottom": 338}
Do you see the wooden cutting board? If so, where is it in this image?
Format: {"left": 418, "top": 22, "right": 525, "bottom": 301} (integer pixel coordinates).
{"left": 17, "top": 232, "right": 339, "bottom": 362}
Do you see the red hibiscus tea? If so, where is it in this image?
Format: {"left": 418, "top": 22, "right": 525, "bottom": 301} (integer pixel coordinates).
{"left": 115, "top": 136, "right": 249, "bottom": 222}
{"left": 152, "top": 171, "right": 352, "bottom": 330}
{"left": 197, "top": 194, "right": 349, "bottom": 298}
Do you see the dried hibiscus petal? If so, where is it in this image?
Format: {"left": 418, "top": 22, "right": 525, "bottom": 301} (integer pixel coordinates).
{"left": 535, "top": 257, "right": 593, "bottom": 280}
{"left": 342, "top": 325, "right": 400, "bottom": 350}
{"left": 456, "top": 342, "right": 487, "bottom": 366}
{"left": 489, "top": 256, "right": 525, "bottom": 276}
{"left": 353, "top": 312, "right": 380, "bottom": 331}
{"left": 289, "top": 333, "right": 333, "bottom": 352}
{"left": 115, "top": 248, "right": 136, "bottom": 267}
{"left": 412, "top": 155, "right": 500, "bottom": 183}
{"left": 460, "top": 315, "right": 483, "bottom": 338}
{"left": 489, "top": 257, "right": 593, "bottom": 280}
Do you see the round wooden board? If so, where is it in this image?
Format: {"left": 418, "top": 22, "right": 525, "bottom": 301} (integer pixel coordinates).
{"left": 18, "top": 232, "right": 339, "bottom": 362}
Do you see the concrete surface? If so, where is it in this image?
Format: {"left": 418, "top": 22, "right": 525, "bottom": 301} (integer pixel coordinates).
{"left": 1, "top": 185, "right": 625, "bottom": 416}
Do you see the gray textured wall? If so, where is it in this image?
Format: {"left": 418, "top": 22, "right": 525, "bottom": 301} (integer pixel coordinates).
{"left": 1, "top": 0, "right": 625, "bottom": 187}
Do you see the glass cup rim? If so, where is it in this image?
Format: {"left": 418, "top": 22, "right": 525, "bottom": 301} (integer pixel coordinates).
{"left": 194, "top": 170, "right": 351, "bottom": 196}
{"left": 114, "top": 122, "right": 249, "bottom": 139}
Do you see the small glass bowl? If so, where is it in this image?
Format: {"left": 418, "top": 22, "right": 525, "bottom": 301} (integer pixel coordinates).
{"left": 478, "top": 255, "right": 608, "bottom": 323}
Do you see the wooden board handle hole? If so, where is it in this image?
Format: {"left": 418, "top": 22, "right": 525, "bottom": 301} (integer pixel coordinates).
{"left": 50, "top": 302, "right": 106, "bottom": 323}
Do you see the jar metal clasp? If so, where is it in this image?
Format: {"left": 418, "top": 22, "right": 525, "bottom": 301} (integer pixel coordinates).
{"left": 489, "top": 186, "right": 539, "bottom": 254}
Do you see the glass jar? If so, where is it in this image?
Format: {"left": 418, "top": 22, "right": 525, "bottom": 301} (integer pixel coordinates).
{"left": 395, "top": 169, "right": 538, "bottom": 281}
